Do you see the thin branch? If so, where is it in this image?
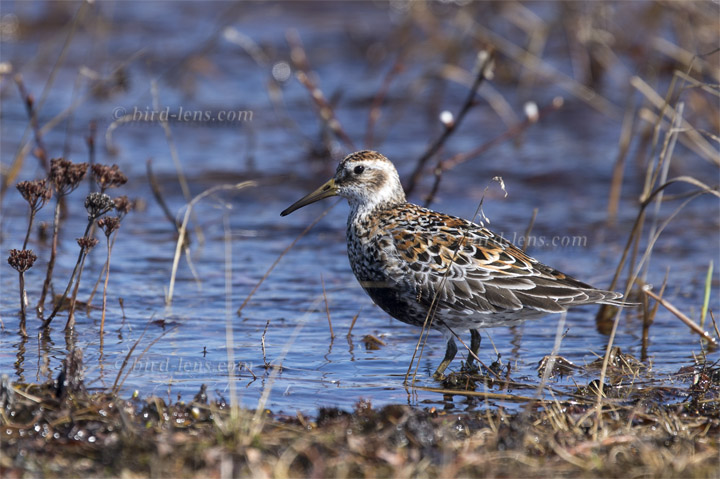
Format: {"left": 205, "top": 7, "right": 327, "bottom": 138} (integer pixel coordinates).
{"left": 405, "top": 50, "right": 494, "bottom": 196}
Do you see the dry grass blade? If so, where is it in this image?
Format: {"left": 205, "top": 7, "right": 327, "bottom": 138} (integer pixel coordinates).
{"left": 321, "top": 274, "right": 334, "bottom": 339}
{"left": 700, "top": 260, "right": 713, "bottom": 329}
{"left": 146, "top": 158, "right": 182, "bottom": 235}
{"left": 166, "top": 182, "right": 256, "bottom": 306}
{"left": 630, "top": 76, "right": 719, "bottom": 165}
{"left": 223, "top": 213, "right": 239, "bottom": 417}
{"left": 644, "top": 288, "right": 718, "bottom": 346}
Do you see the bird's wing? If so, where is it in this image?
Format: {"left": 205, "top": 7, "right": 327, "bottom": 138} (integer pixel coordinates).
{"left": 382, "top": 206, "right": 623, "bottom": 315}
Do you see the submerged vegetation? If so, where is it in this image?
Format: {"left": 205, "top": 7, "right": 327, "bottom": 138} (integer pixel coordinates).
{"left": 1, "top": 0, "right": 719, "bottom": 477}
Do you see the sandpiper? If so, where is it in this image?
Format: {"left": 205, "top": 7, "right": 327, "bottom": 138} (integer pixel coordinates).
{"left": 281, "top": 151, "right": 626, "bottom": 378}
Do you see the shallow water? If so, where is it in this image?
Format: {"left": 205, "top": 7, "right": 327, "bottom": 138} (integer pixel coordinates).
{"left": 1, "top": 2, "right": 718, "bottom": 413}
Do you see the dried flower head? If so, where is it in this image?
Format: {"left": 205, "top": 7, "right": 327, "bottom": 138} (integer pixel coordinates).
{"left": 76, "top": 236, "right": 99, "bottom": 250}
{"left": 50, "top": 158, "right": 88, "bottom": 195}
{"left": 8, "top": 249, "right": 38, "bottom": 273}
{"left": 97, "top": 216, "right": 121, "bottom": 237}
{"left": 84, "top": 192, "right": 114, "bottom": 220}
{"left": 16, "top": 179, "right": 52, "bottom": 212}
{"left": 92, "top": 164, "right": 128, "bottom": 191}
{"left": 113, "top": 195, "right": 132, "bottom": 218}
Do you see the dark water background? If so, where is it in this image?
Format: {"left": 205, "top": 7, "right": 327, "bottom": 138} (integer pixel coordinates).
{"left": 1, "top": 1, "right": 718, "bottom": 413}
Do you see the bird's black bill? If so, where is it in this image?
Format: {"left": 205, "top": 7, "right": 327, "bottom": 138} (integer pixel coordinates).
{"left": 280, "top": 178, "right": 338, "bottom": 216}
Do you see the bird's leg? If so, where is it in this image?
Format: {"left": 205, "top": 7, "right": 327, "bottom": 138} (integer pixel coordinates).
{"left": 462, "top": 329, "right": 481, "bottom": 373}
{"left": 433, "top": 337, "right": 458, "bottom": 380}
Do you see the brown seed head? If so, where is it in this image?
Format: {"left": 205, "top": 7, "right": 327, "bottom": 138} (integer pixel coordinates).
{"left": 97, "top": 216, "right": 121, "bottom": 237}
{"left": 8, "top": 249, "right": 38, "bottom": 273}
{"left": 113, "top": 195, "right": 132, "bottom": 217}
{"left": 16, "top": 179, "right": 52, "bottom": 211}
{"left": 92, "top": 164, "right": 128, "bottom": 191}
{"left": 76, "top": 236, "right": 99, "bottom": 250}
{"left": 50, "top": 158, "right": 88, "bottom": 195}
{"left": 85, "top": 192, "right": 114, "bottom": 220}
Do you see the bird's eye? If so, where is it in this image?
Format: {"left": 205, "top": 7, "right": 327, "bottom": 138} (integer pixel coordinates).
{"left": 353, "top": 165, "right": 365, "bottom": 175}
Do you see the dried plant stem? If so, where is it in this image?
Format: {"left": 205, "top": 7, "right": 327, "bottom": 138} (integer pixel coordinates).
{"left": 223, "top": 213, "right": 238, "bottom": 416}
{"left": 22, "top": 209, "right": 37, "bottom": 251}
{"left": 321, "top": 274, "right": 334, "bottom": 339}
{"left": 42, "top": 220, "right": 93, "bottom": 328}
{"left": 18, "top": 272, "right": 28, "bottom": 337}
{"left": 700, "top": 260, "right": 713, "bottom": 329}
{"left": 644, "top": 288, "right": 717, "bottom": 345}
{"left": 17, "top": 207, "right": 40, "bottom": 335}
{"left": 347, "top": 310, "right": 361, "bottom": 337}
{"left": 287, "top": 29, "right": 356, "bottom": 152}
{"left": 86, "top": 255, "right": 107, "bottom": 312}
{"left": 607, "top": 98, "right": 636, "bottom": 223}
{"left": 66, "top": 245, "right": 91, "bottom": 330}
{"left": 146, "top": 159, "right": 183, "bottom": 236}
{"left": 422, "top": 98, "right": 562, "bottom": 208}
{"left": 406, "top": 51, "right": 494, "bottom": 196}
{"left": 100, "top": 235, "right": 115, "bottom": 337}
{"left": 37, "top": 200, "right": 62, "bottom": 316}
{"left": 2, "top": 4, "right": 87, "bottom": 199}
{"left": 14, "top": 76, "right": 49, "bottom": 172}
{"left": 167, "top": 182, "right": 256, "bottom": 306}
{"left": 365, "top": 56, "right": 404, "bottom": 148}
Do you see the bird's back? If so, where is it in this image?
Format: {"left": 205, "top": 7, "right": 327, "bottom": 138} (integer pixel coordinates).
{"left": 346, "top": 202, "right": 624, "bottom": 330}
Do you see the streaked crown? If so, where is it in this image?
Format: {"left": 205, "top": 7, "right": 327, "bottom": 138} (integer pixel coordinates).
{"left": 334, "top": 151, "right": 406, "bottom": 215}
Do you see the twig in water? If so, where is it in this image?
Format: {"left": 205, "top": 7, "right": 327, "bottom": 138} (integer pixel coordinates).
{"left": 223, "top": 212, "right": 239, "bottom": 416}
{"left": 347, "top": 310, "right": 361, "bottom": 337}
{"left": 97, "top": 216, "right": 122, "bottom": 338}
{"left": 65, "top": 236, "right": 99, "bottom": 330}
{"left": 607, "top": 98, "right": 637, "bottom": 224}
{"left": 8, "top": 250, "right": 38, "bottom": 336}
{"left": 710, "top": 310, "right": 719, "bottom": 343}
{"left": 261, "top": 320, "right": 270, "bottom": 368}
{"left": 87, "top": 196, "right": 132, "bottom": 311}
{"left": 321, "top": 274, "right": 334, "bottom": 339}
{"left": 641, "top": 269, "right": 668, "bottom": 362}
{"left": 17, "top": 180, "right": 52, "bottom": 250}
{"left": 700, "top": 260, "right": 713, "bottom": 329}
{"left": 644, "top": 287, "right": 717, "bottom": 346}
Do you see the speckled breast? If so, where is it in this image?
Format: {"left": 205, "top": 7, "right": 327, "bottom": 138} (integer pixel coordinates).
{"left": 346, "top": 213, "right": 430, "bottom": 328}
